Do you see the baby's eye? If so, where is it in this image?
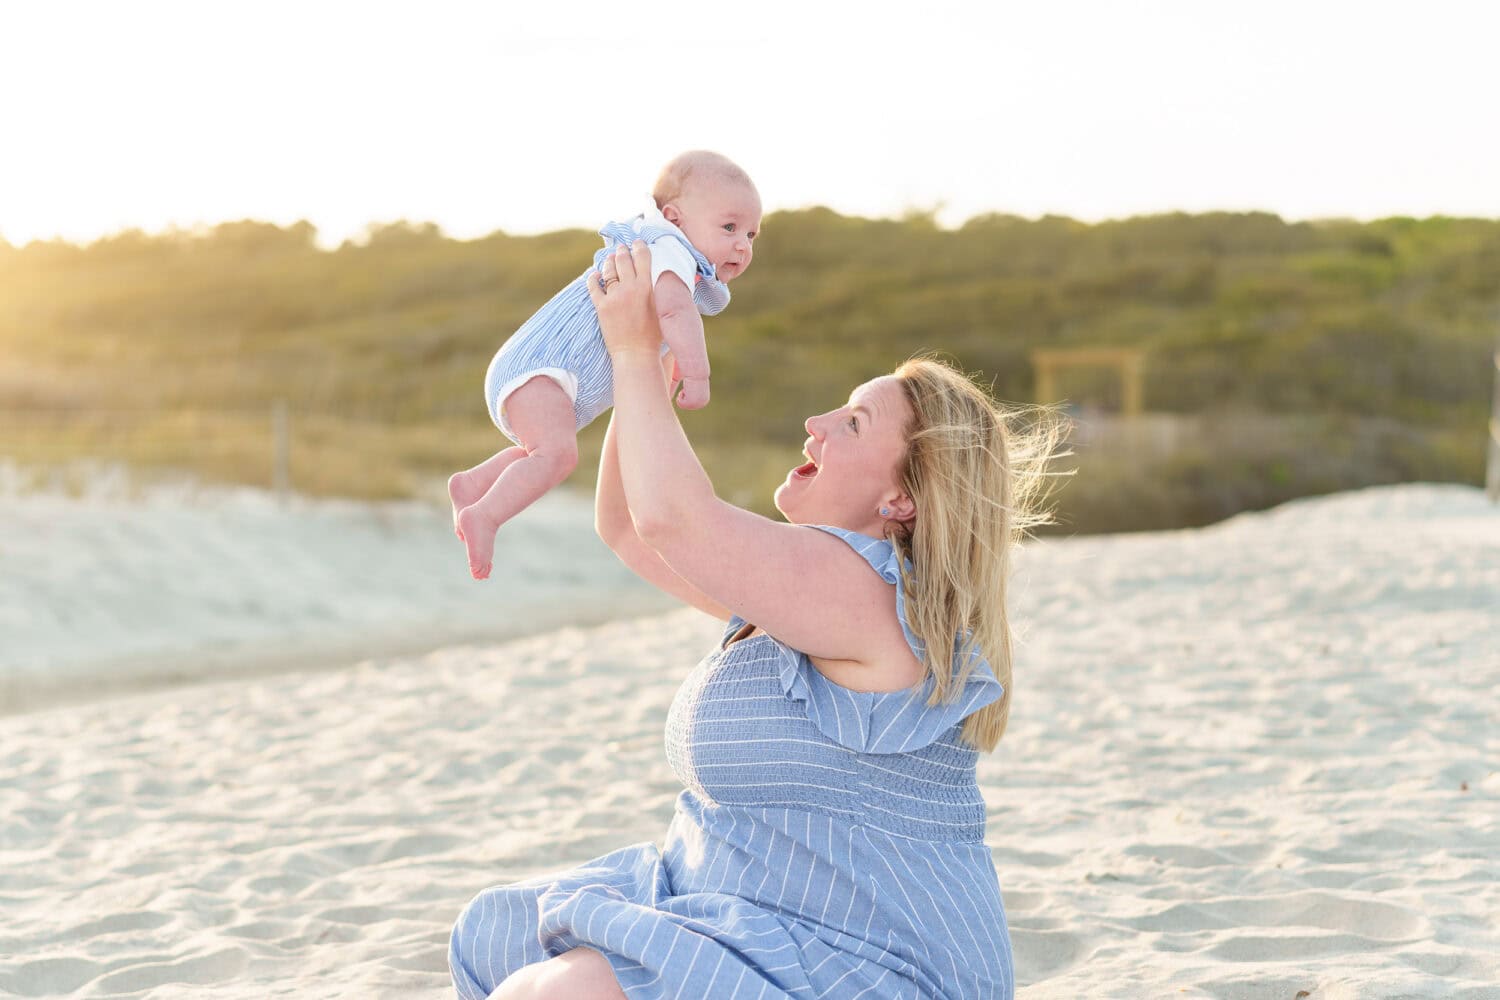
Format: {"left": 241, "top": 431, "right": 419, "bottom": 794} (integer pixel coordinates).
{"left": 723, "top": 223, "right": 736, "bottom": 233}
{"left": 847, "top": 416, "right": 859, "bottom": 432}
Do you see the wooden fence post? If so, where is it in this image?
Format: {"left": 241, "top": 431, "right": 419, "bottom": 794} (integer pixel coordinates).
{"left": 1488, "top": 341, "right": 1499, "bottom": 503}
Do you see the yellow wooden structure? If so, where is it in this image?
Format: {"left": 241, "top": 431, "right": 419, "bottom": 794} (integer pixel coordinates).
{"left": 1030, "top": 347, "right": 1147, "bottom": 415}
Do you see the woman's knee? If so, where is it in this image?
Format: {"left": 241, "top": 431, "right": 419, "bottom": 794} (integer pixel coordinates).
{"left": 488, "top": 948, "right": 625, "bottom": 1000}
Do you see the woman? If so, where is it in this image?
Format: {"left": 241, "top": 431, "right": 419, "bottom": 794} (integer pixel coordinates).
{"left": 449, "top": 241, "right": 1056, "bottom": 1000}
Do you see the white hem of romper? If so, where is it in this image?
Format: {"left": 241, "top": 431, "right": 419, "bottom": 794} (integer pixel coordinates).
{"left": 492, "top": 367, "right": 579, "bottom": 445}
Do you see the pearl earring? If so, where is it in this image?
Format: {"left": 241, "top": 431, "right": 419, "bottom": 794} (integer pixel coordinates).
{"left": 880, "top": 507, "right": 890, "bottom": 517}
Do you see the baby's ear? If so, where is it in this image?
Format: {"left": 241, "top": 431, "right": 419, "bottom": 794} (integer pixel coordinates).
{"left": 661, "top": 202, "right": 682, "bottom": 225}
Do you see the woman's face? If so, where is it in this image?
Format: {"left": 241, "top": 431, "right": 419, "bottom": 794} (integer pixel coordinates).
{"left": 774, "top": 375, "right": 913, "bottom": 534}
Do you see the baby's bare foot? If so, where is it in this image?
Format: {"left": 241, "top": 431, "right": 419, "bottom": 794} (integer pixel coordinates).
{"left": 448, "top": 471, "right": 487, "bottom": 541}
{"left": 455, "top": 505, "right": 498, "bottom": 580}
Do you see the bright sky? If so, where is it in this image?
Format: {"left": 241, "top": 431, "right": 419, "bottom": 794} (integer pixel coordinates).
{"left": 2, "top": 0, "right": 1496, "bottom": 247}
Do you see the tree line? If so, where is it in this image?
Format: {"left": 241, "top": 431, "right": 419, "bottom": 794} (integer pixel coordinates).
{"left": 2, "top": 209, "right": 1494, "bottom": 530}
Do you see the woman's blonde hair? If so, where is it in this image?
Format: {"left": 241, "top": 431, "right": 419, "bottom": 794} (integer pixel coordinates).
{"left": 890, "top": 356, "right": 1064, "bottom": 752}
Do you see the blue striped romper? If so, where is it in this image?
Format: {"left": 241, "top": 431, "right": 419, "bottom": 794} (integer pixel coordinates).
{"left": 449, "top": 526, "right": 1015, "bottom": 999}
{"left": 482, "top": 210, "right": 731, "bottom": 445}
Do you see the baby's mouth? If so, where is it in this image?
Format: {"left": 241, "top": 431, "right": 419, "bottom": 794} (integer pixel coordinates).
{"left": 792, "top": 459, "right": 818, "bottom": 479}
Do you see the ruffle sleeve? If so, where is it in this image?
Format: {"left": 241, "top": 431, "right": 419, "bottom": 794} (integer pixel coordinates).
{"left": 736, "top": 525, "right": 1004, "bottom": 755}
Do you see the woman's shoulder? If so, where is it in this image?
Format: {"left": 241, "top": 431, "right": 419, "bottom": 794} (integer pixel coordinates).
{"left": 718, "top": 611, "right": 1001, "bottom": 755}
{"left": 805, "top": 524, "right": 922, "bottom": 666}
{"left": 805, "top": 524, "right": 905, "bottom": 582}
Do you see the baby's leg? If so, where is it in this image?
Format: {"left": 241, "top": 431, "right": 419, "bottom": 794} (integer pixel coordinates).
{"left": 456, "top": 376, "right": 579, "bottom": 580}
{"left": 449, "top": 447, "right": 527, "bottom": 540}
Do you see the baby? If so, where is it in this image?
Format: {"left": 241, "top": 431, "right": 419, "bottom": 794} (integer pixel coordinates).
{"left": 448, "top": 150, "right": 761, "bottom": 579}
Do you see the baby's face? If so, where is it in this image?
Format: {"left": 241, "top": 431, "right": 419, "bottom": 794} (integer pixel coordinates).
{"left": 665, "top": 177, "right": 762, "bottom": 282}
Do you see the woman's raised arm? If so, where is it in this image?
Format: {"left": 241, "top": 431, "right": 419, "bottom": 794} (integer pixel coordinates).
{"left": 587, "top": 243, "right": 906, "bottom": 669}
{"left": 595, "top": 385, "right": 732, "bottom": 621}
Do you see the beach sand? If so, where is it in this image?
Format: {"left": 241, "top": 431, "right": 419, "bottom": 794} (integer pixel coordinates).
{"left": 1, "top": 483, "right": 1496, "bottom": 998}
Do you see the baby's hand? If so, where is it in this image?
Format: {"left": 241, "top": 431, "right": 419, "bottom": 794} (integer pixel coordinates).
{"left": 675, "top": 376, "right": 711, "bottom": 410}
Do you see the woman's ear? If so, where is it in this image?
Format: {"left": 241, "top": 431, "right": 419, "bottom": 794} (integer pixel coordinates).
{"left": 886, "top": 493, "right": 916, "bottom": 524}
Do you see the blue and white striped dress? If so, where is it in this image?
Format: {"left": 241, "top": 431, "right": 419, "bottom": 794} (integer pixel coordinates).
{"left": 449, "top": 526, "right": 1015, "bottom": 999}
{"left": 481, "top": 211, "right": 731, "bottom": 444}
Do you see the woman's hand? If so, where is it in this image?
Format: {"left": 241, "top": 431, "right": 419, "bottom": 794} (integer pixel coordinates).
{"left": 587, "top": 241, "right": 662, "bottom": 360}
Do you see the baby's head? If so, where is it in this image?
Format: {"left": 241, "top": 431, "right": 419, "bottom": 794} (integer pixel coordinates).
{"left": 653, "top": 151, "right": 761, "bottom": 282}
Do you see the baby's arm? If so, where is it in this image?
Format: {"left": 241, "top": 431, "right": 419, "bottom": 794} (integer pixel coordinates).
{"left": 652, "top": 273, "right": 710, "bottom": 410}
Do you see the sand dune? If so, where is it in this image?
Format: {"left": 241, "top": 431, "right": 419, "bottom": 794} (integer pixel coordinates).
{"left": 0, "top": 483, "right": 1496, "bottom": 998}
{"left": 0, "top": 464, "right": 671, "bottom": 712}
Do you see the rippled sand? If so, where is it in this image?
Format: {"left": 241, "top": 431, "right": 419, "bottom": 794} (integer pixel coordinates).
{"left": 1, "top": 484, "right": 1495, "bottom": 998}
